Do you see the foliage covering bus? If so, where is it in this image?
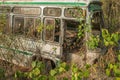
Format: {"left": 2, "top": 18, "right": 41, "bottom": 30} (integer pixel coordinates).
{"left": 0, "top": 0, "right": 104, "bottom": 70}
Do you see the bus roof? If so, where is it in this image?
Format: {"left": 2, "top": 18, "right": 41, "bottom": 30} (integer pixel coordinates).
{"left": 0, "top": 0, "right": 101, "bottom": 6}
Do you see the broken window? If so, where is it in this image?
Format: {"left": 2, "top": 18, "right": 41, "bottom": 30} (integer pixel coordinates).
{"left": 44, "top": 18, "right": 61, "bottom": 42}
{"left": 64, "top": 20, "right": 79, "bottom": 38}
{"left": 64, "top": 8, "right": 83, "bottom": 18}
{"left": 63, "top": 20, "right": 80, "bottom": 52}
{"left": 13, "top": 16, "right": 41, "bottom": 39}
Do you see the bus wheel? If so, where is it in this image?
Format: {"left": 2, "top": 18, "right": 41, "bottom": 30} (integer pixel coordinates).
{"left": 45, "top": 60, "right": 53, "bottom": 74}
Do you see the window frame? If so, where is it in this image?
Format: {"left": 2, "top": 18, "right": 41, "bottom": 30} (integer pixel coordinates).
{"left": 64, "top": 7, "right": 83, "bottom": 18}
{"left": 13, "top": 15, "right": 42, "bottom": 39}
{"left": 43, "top": 7, "right": 62, "bottom": 17}
{"left": 90, "top": 11, "right": 103, "bottom": 33}
{"left": 43, "top": 17, "right": 61, "bottom": 43}
{"left": 13, "top": 6, "right": 41, "bottom": 15}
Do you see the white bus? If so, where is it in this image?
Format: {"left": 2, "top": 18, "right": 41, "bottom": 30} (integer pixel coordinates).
{"left": 0, "top": 0, "right": 104, "bottom": 70}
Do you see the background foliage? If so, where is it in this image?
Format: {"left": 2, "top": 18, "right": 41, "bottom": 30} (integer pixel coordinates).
{"left": 102, "top": 0, "right": 120, "bottom": 32}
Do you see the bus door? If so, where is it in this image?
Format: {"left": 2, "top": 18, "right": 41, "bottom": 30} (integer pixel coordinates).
{"left": 90, "top": 11, "right": 104, "bottom": 51}
{"left": 41, "top": 18, "right": 62, "bottom": 58}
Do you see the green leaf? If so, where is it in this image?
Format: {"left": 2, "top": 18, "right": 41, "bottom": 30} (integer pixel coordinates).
{"left": 118, "top": 55, "right": 120, "bottom": 62}
{"left": 106, "top": 69, "right": 110, "bottom": 76}
{"left": 85, "top": 64, "right": 91, "bottom": 69}
{"left": 63, "top": 77, "right": 68, "bottom": 80}
{"left": 116, "top": 77, "right": 120, "bottom": 80}
{"left": 49, "top": 75, "right": 56, "bottom": 80}
{"left": 14, "top": 72, "right": 17, "bottom": 78}
{"left": 114, "top": 69, "right": 120, "bottom": 77}
{"left": 15, "top": 71, "right": 21, "bottom": 78}
{"left": 50, "top": 70, "right": 57, "bottom": 76}
{"left": 105, "top": 41, "right": 109, "bottom": 46}
{"left": 59, "top": 67, "right": 65, "bottom": 73}
{"left": 32, "top": 68, "right": 40, "bottom": 76}
{"left": 28, "top": 72, "right": 32, "bottom": 78}
{"left": 109, "top": 64, "right": 113, "bottom": 69}
{"left": 37, "top": 75, "right": 47, "bottom": 80}
{"left": 83, "top": 70, "right": 89, "bottom": 77}
{"left": 72, "top": 66, "right": 78, "bottom": 73}
{"left": 61, "top": 62, "right": 67, "bottom": 68}
{"left": 113, "top": 65, "right": 117, "bottom": 72}
{"left": 32, "top": 61, "right": 37, "bottom": 68}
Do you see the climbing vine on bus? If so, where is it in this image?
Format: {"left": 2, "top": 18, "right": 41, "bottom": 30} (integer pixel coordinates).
{"left": 36, "top": 23, "right": 44, "bottom": 33}
{"left": 87, "top": 35, "right": 100, "bottom": 50}
{"left": 0, "top": 14, "right": 6, "bottom": 32}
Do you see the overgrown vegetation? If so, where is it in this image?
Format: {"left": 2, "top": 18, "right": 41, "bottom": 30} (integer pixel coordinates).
{"left": 0, "top": 0, "right": 120, "bottom": 80}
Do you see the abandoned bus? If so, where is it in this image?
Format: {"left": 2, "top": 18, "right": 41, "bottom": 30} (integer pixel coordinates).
{"left": 0, "top": 0, "right": 104, "bottom": 69}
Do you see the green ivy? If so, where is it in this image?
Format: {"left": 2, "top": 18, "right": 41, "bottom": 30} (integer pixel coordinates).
{"left": 106, "top": 63, "right": 120, "bottom": 77}
{"left": 102, "top": 29, "right": 120, "bottom": 47}
{"left": 0, "top": 14, "right": 7, "bottom": 32}
{"left": 72, "top": 64, "right": 90, "bottom": 80}
{"left": 87, "top": 35, "right": 100, "bottom": 50}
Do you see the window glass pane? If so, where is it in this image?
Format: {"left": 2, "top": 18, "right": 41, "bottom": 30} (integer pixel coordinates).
{"left": 13, "top": 7, "right": 41, "bottom": 15}
{"left": 44, "top": 7, "right": 61, "bottom": 17}
{"left": 44, "top": 19, "right": 55, "bottom": 41}
{"left": 64, "top": 8, "right": 83, "bottom": 18}
{"left": 13, "top": 17, "right": 24, "bottom": 35}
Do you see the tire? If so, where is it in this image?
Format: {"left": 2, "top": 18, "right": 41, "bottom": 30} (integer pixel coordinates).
{"left": 45, "top": 60, "right": 53, "bottom": 74}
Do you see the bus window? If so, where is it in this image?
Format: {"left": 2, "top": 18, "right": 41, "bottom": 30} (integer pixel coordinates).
{"left": 25, "top": 18, "right": 34, "bottom": 37}
{"left": 13, "top": 7, "right": 41, "bottom": 15}
{"left": 43, "top": 7, "right": 61, "bottom": 17}
{"left": 25, "top": 18, "right": 41, "bottom": 39}
{"left": 44, "top": 18, "right": 61, "bottom": 42}
{"left": 44, "top": 18, "right": 55, "bottom": 41}
{"left": 64, "top": 8, "right": 83, "bottom": 18}
{"left": 54, "top": 19, "right": 61, "bottom": 42}
{"left": 91, "top": 12, "right": 102, "bottom": 36}
{"left": 63, "top": 20, "right": 80, "bottom": 52}
{"left": 0, "top": 14, "right": 10, "bottom": 33}
{"left": 34, "top": 18, "right": 42, "bottom": 39}
{"left": 64, "top": 20, "right": 78, "bottom": 38}
{"left": 13, "top": 16, "right": 41, "bottom": 39}
{"left": 13, "top": 17, "right": 24, "bottom": 35}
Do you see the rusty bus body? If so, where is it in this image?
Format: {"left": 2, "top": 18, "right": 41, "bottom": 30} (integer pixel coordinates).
{"left": 0, "top": 0, "right": 104, "bottom": 69}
